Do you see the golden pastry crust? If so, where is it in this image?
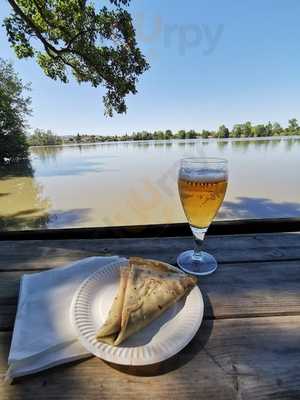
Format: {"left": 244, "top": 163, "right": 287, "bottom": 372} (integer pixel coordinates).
{"left": 96, "top": 258, "right": 197, "bottom": 346}
{"left": 96, "top": 267, "right": 129, "bottom": 340}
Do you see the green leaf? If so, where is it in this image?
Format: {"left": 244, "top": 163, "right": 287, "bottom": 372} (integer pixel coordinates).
{"left": 4, "top": 0, "right": 149, "bottom": 116}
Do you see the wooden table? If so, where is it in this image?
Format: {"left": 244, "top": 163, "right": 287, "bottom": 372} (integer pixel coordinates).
{"left": 1, "top": 232, "right": 300, "bottom": 399}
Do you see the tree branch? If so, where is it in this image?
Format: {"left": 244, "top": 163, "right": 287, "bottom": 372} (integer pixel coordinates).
{"left": 10, "top": 0, "right": 88, "bottom": 55}
{"left": 32, "top": 0, "right": 74, "bottom": 45}
{"left": 61, "top": 31, "right": 86, "bottom": 52}
{"left": 7, "top": 0, "right": 59, "bottom": 55}
{"left": 7, "top": 0, "right": 94, "bottom": 81}
{"left": 5, "top": 0, "right": 148, "bottom": 116}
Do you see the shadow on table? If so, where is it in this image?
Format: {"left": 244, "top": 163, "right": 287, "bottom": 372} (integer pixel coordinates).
{"left": 7, "top": 292, "right": 214, "bottom": 390}
{"left": 105, "top": 291, "right": 214, "bottom": 377}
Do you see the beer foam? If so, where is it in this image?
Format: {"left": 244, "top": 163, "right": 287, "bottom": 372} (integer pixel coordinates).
{"left": 179, "top": 168, "right": 227, "bottom": 183}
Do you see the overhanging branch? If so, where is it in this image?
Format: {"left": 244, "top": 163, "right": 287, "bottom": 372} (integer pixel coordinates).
{"left": 7, "top": 0, "right": 59, "bottom": 54}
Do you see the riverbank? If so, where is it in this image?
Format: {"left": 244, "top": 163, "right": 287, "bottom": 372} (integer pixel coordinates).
{"left": 29, "top": 135, "right": 300, "bottom": 148}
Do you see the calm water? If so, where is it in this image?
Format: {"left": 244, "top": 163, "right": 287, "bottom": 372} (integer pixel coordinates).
{"left": 1, "top": 138, "right": 300, "bottom": 230}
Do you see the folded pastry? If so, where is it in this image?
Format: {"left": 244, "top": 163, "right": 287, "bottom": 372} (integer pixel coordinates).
{"left": 96, "top": 267, "right": 129, "bottom": 343}
{"left": 96, "top": 257, "right": 197, "bottom": 346}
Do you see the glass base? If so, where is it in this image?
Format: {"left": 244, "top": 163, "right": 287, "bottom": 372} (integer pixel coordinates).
{"left": 177, "top": 250, "right": 218, "bottom": 276}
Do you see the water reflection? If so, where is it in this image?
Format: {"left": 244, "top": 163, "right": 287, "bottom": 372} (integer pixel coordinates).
{"left": 284, "top": 138, "right": 300, "bottom": 151}
{"left": 216, "top": 141, "right": 229, "bottom": 152}
{"left": 231, "top": 140, "right": 252, "bottom": 153}
{"left": 31, "top": 145, "right": 64, "bottom": 161}
{"left": 270, "top": 139, "right": 281, "bottom": 148}
{"left": 230, "top": 138, "right": 282, "bottom": 153}
{"left": 0, "top": 160, "right": 50, "bottom": 230}
{"left": 77, "top": 144, "right": 98, "bottom": 153}
{"left": 1, "top": 138, "right": 300, "bottom": 231}
{"left": 0, "top": 159, "right": 33, "bottom": 178}
{"left": 32, "top": 144, "right": 119, "bottom": 178}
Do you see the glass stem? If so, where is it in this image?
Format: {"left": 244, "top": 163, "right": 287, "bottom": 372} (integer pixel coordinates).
{"left": 190, "top": 226, "right": 207, "bottom": 260}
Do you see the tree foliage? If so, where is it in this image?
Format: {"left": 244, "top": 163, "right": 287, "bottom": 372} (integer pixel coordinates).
{"left": 217, "top": 124, "right": 229, "bottom": 138}
{"left": 58, "top": 119, "right": 300, "bottom": 144}
{"left": 288, "top": 118, "right": 299, "bottom": 134}
{"left": 201, "top": 130, "right": 210, "bottom": 139}
{"left": 0, "top": 58, "right": 31, "bottom": 164}
{"left": 28, "top": 128, "right": 63, "bottom": 146}
{"left": 4, "top": 0, "right": 149, "bottom": 116}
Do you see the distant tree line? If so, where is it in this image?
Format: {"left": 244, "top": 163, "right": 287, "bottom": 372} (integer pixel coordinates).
{"left": 28, "top": 129, "right": 63, "bottom": 146}
{"left": 28, "top": 119, "right": 300, "bottom": 146}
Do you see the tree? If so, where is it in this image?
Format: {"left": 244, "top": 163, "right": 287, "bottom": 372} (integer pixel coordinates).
{"left": 217, "top": 125, "right": 229, "bottom": 139}
{"left": 287, "top": 118, "right": 299, "bottom": 135}
{"left": 0, "top": 58, "right": 31, "bottom": 164}
{"left": 4, "top": 0, "right": 149, "bottom": 117}
{"left": 265, "top": 121, "right": 273, "bottom": 136}
{"left": 177, "top": 130, "right": 186, "bottom": 139}
{"left": 140, "top": 130, "right": 151, "bottom": 140}
{"left": 152, "top": 131, "right": 160, "bottom": 140}
{"left": 157, "top": 131, "right": 165, "bottom": 140}
{"left": 272, "top": 122, "right": 283, "bottom": 136}
{"left": 231, "top": 124, "right": 243, "bottom": 138}
{"left": 241, "top": 121, "right": 253, "bottom": 137}
{"left": 201, "top": 130, "right": 210, "bottom": 139}
{"left": 164, "top": 129, "right": 173, "bottom": 139}
{"left": 28, "top": 128, "right": 63, "bottom": 146}
{"left": 252, "top": 124, "right": 266, "bottom": 137}
{"left": 185, "top": 129, "right": 197, "bottom": 139}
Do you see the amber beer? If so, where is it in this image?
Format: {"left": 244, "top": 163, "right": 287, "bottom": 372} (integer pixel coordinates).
{"left": 178, "top": 172, "right": 228, "bottom": 229}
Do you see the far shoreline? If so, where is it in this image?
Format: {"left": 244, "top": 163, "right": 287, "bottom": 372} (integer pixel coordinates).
{"left": 29, "top": 135, "right": 300, "bottom": 148}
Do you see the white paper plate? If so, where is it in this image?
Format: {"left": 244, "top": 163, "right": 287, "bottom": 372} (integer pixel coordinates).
{"left": 71, "top": 259, "right": 204, "bottom": 365}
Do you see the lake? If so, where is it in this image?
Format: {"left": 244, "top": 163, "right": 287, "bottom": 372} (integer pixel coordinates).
{"left": 1, "top": 137, "right": 300, "bottom": 231}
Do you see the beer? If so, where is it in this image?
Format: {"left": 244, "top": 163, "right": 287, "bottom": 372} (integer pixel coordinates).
{"left": 178, "top": 171, "right": 228, "bottom": 229}
{"left": 177, "top": 158, "right": 228, "bottom": 276}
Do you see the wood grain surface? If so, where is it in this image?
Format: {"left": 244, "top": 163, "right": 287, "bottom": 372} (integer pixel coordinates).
{"left": 1, "top": 232, "right": 300, "bottom": 399}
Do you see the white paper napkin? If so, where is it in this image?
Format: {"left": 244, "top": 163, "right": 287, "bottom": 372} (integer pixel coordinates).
{"left": 6, "top": 256, "right": 126, "bottom": 382}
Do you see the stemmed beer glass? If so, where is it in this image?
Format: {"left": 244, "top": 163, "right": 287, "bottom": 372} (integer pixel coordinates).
{"left": 177, "top": 158, "right": 228, "bottom": 275}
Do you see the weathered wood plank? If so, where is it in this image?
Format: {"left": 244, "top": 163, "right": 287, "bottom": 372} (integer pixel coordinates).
{"left": 1, "top": 260, "right": 300, "bottom": 330}
{"left": 1, "top": 316, "right": 300, "bottom": 400}
{"left": 204, "top": 260, "right": 300, "bottom": 319}
{"left": 1, "top": 218, "right": 300, "bottom": 241}
{"left": 0, "top": 232, "right": 300, "bottom": 271}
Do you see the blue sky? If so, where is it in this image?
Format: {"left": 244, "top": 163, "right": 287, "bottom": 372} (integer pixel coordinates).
{"left": 1, "top": 0, "right": 300, "bottom": 136}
